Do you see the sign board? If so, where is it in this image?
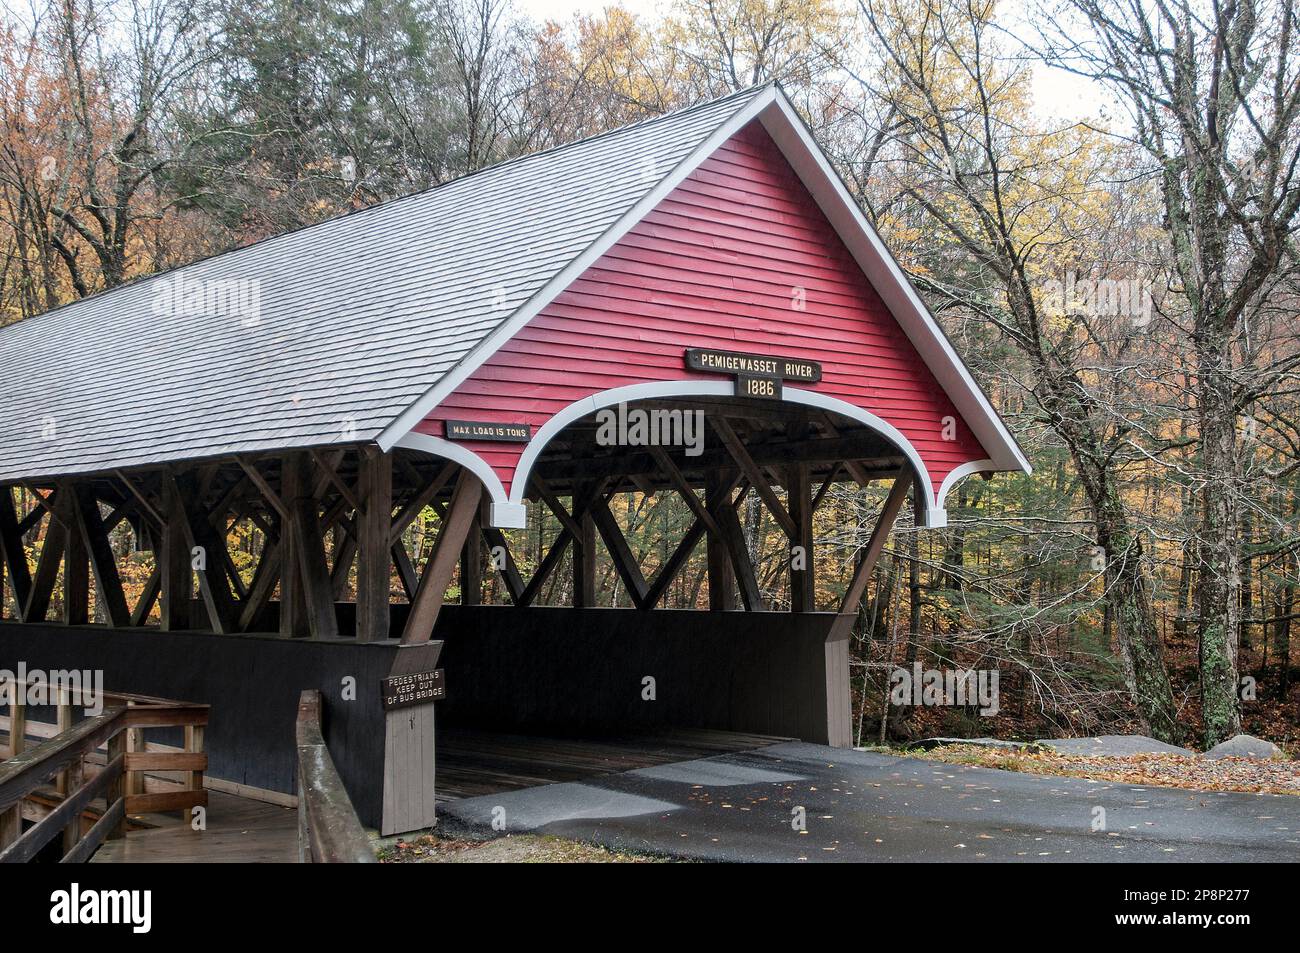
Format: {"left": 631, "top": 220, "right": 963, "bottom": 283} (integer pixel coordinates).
{"left": 445, "top": 420, "right": 531, "bottom": 442}
{"left": 684, "top": 348, "right": 821, "bottom": 383}
{"left": 381, "top": 669, "right": 446, "bottom": 711}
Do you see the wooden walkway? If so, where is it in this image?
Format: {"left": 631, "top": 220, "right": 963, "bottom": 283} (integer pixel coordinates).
{"left": 90, "top": 791, "right": 297, "bottom": 863}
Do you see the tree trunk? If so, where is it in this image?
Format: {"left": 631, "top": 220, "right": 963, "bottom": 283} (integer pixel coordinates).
{"left": 1196, "top": 341, "right": 1243, "bottom": 747}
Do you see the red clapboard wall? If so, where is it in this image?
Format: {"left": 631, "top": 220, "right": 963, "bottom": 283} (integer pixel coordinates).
{"left": 416, "top": 121, "right": 992, "bottom": 501}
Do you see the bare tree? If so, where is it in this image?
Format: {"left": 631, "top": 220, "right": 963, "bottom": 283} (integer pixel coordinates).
{"left": 1038, "top": 0, "right": 1300, "bottom": 745}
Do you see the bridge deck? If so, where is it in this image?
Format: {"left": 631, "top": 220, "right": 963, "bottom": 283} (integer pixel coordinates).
{"left": 86, "top": 727, "right": 785, "bottom": 861}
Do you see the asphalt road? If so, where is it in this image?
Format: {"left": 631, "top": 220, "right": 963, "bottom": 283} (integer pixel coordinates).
{"left": 439, "top": 741, "right": 1300, "bottom": 862}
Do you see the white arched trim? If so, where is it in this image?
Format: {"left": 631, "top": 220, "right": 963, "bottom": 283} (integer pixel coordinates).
{"left": 933, "top": 459, "right": 997, "bottom": 526}
{"left": 507, "top": 381, "right": 942, "bottom": 525}
{"left": 394, "top": 431, "right": 527, "bottom": 528}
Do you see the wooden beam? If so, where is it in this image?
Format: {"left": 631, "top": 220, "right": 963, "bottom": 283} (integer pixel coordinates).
{"left": 290, "top": 495, "right": 340, "bottom": 639}
{"left": 278, "top": 456, "right": 309, "bottom": 638}
{"left": 239, "top": 540, "right": 281, "bottom": 632}
{"left": 391, "top": 540, "right": 419, "bottom": 601}
{"left": 711, "top": 418, "right": 798, "bottom": 538}
{"left": 237, "top": 457, "right": 289, "bottom": 522}
{"left": 812, "top": 462, "right": 844, "bottom": 512}
{"left": 572, "top": 506, "right": 596, "bottom": 609}
{"left": 159, "top": 476, "right": 192, "bottom": 632}
{"left": 280, "top": 453, "right": 339, "bottom": 639}
{"left": 131, "top": 567, "right": 161, "bottom": 627}
{"left": 24, "top": 491, "right": 67, "bottom": 623}
{"left": 461, "top": 503, "right": 483, "bottom": 606}
{"left": 389, "top": 463, "right": 454, "bottom": 545}
{"left": 787, "top": 463, "right": 814, "bottom": 613}
{"left": 113, "top": 470, "right": 165, "bottom": 526}
{"left": 402, "top": 472, "right": 481, "bottom": 644}
{"left": 356, "top": 449, "right": 392, "bottom": 641}
{"left": 480, "top": 526, "right": 526, "bottom": 604}
{"left": 705, "top": 471, "right": 735, "bottom": 611}
{"left": 710, "top": 482, "right": 763, "bottom": 611}
{"left": 643, "top": 518, "right": 708, "bottom": 609}
{"left": 167, "top": 473, "right": 238, "bottom": 635}
{"left": 649, "top": 446, "right": 719, "bottom": 535}
{"left": 831, "top": 472, "right": 911, "bottom": 637}
{"left": 63, "top": 489, "right": 90, "bottom": 625}
{"left": 0, "top": 487, "right": 33, "bottom": 614}
{"left": 531, "top": 474, "right": 583, "bottom": 538}
{"left": 330, "top": 527, "right": 357, "bottom": 600}
{"left": 310, "top": 449, "right": 364, "bottom": 514}
{"left": 588, "top": 493, "right": 650, "bottom": 609}
{"left": 517, "top": 530, "right": 572, "bottom": 608}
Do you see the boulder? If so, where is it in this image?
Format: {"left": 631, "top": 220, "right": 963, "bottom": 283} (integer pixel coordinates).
{"left": 911, "top": 737, "right": 1042, "bottom": 752}
{"left": 1202, "top": 735, "right": 1286, "bottom": 760}
{"left": 1034, "top": 735, "right": 1196, "bottom": 757}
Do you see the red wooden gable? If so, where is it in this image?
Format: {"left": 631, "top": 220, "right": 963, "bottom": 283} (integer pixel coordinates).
{"left": 416, "top": 121, "right": 994, "bottom": 511}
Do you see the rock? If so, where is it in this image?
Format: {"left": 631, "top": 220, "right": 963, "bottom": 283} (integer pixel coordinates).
{"left": 910, "top": 737, "right": 1043, "bottom": 752}
{"left": 1035, "top": 735, "right": 1196, "bottom": 757}
{"left": 1202, "top": 735, "right": 1286, "bottom": 760}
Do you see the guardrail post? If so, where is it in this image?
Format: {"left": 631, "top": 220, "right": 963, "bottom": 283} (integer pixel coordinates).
{"left": 0, "top": 691, "right": 23, "bottom": 847}
{"left": 106, "top": 730, "right": 126, "bottom": 840}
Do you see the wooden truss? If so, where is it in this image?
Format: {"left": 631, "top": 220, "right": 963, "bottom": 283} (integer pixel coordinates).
{"left": 0, "top": 409, "right": 914, "bottom": 642}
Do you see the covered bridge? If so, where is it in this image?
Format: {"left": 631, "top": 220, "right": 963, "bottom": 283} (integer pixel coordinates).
{"left": 0, "top": 84, "right": 1027, "bottom": 835}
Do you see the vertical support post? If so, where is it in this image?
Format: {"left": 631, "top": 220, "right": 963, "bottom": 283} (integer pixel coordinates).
{"left": 62, "top": 753, "right": 85, "bottom": 854}
{"left": 55, "top": 689, "right": 72, "bottom": 796}
{"left": 461, "top": 501, "right": 483, "bottom": 607}
{"left": 788, "top": 463, "right": 814, "bottom": 613}
{"left": 125, "top": 700, "right": 144, "bottom": 798}
{"left": 63, "top": 502, "right": 89, "bottom": 625}
{"left": 0, "top": 485, "right": 32, "bottom": 617}
{"left": 0, "top": 690, "right": 24, "bottom": 845}
{"left": 572, "top": 483, "right": 596, "bottom": 608}
{"left": 7, "top": 690, "right": 25, "bottom": 757}
{"left": 706, "top": 470, "right": 735, "bottom": 611}
{"left": 106, "top": 730, "right": 126, "bottom": 840}
{"left": 185, "top": 724, "right": 206, "bottom": 802}
{"left": 160, "top": 475, "right": 192, "bottom": 631}
{"left": 280, "top": 454, "right": 309, "bottom": 639}
{"left": 356, "top": 448, "right": 393, "bottom": 641}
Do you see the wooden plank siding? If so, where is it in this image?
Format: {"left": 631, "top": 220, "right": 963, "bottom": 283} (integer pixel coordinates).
{"left": 416, "top": 121, "right": 992, "bottom": 502}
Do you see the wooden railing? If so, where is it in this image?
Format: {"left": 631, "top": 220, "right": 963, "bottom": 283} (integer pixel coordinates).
{"left": 0, "top": 683, "right": 208, "bottom": 863}
{"left": 295, "top": 690, "right": 375, "bottom": 863}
